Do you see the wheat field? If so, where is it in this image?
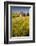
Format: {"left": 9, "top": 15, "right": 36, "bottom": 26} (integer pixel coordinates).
{"left": 11, "top": 13, "right": 29, "bottom": 37}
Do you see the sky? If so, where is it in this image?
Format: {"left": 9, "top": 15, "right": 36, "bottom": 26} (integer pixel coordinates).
{"left": 10, "top": 6, "right": 30, "bottom": 14}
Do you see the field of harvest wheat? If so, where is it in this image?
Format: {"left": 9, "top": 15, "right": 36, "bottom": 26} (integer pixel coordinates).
{"left": 11, "top": 13, "right": 29, "bottom": 37}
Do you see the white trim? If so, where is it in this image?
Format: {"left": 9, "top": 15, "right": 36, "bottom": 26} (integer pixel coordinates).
{"left": 8, "top": 4, "right": 33, "bottom": 41}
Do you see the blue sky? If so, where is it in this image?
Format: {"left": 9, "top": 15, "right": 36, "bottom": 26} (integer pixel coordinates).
{"left": 10, "top": 6, "right": 30, "bottom": 13}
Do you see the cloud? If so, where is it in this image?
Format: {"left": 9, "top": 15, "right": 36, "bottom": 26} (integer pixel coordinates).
{"left": 10, "top": 6, "right": 30, "bottom": 13}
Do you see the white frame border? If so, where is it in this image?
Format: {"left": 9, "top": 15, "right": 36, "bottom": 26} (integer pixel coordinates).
{"left": 8, "top": 4, "right": 33, "bottom": 41}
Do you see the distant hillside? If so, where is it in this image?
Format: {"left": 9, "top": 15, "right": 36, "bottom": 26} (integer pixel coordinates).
{"left": 12, "top": 12, "right": 29, "bottom": 17}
